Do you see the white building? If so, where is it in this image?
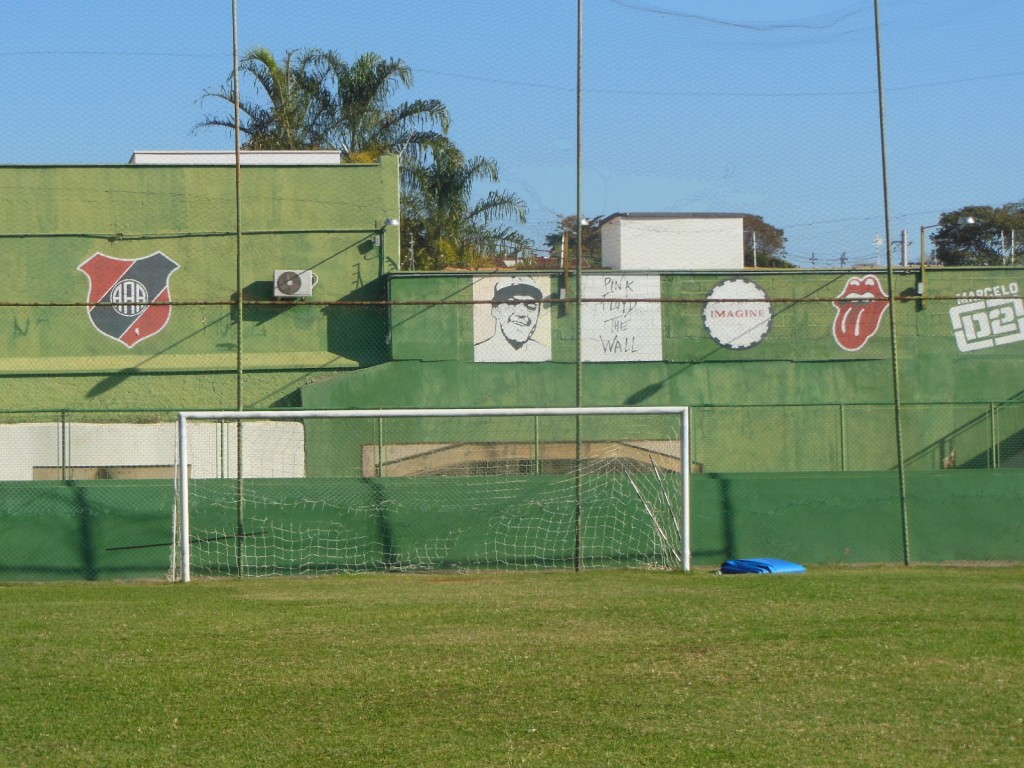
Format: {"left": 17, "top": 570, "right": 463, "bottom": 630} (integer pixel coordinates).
{"left": 599, "top": 212, "right": 744, "bottom": 271}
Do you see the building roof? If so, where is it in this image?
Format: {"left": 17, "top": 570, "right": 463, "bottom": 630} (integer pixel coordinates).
{"left": 600, "top": 212, "right": 748, "bottom": 224}
{"left": 129, "top": 150, "right": 343, "bottom": 166}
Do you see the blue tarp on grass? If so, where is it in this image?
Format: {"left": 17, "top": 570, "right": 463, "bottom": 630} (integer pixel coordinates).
{"left": 721, "top": 558, "right": 806, "bottom": 574}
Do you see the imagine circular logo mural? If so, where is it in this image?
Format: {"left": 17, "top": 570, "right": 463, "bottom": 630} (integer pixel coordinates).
{"left": 703, "top": 279, "right": 773, "bottom": 349}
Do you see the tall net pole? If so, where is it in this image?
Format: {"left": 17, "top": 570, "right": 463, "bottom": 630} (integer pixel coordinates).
{"left": 573, "top": 0, "right": 584, "bottom": 572}
{"left": 232, "top": 0, "right": 246, "bottom": 574}
{"left": 873, "top": 0, "right": 911, "bottom": 566}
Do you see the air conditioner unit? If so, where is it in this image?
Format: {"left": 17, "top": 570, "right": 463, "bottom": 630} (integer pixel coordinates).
{"left": 273, "top": 269, "right": 317, "bottom": 298}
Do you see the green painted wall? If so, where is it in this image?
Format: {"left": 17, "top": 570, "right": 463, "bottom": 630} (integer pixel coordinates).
{"left": 384, "top": 268, "right": 1024, "bottom": 405}
{"left": 2, "top": 470, "right": 1019, "bottom": 580}
{"left": 300, "top": 360, "right": 1024, "bottom": 473}
{"left": 2, "top": 163, "right": 1022, "bottom": 576}
{"left": 0, "top": 159, "right": 399, "bottom": 412}
{"left": 0, "top": 480, "right": 173, "bottom": 581}
{"left": 297, "top": 267, "right": 1024, "bottom": 479}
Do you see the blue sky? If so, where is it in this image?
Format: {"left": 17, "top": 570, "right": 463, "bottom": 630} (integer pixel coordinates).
{"left": 2, "top": 0, "right": 1021, "bottom": 265}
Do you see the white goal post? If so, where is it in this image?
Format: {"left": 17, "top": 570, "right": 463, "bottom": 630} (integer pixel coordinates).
{"left": 175, "top": 406, "right": 691, "bottom": 581}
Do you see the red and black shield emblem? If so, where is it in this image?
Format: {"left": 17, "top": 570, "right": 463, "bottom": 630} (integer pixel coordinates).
{"left": 78, "top": 251, "right": 180, "bottom": 347}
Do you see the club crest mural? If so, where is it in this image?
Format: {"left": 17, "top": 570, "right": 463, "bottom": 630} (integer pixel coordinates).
{"left": 78, "top": 251, "right": 180, "bottom": 348}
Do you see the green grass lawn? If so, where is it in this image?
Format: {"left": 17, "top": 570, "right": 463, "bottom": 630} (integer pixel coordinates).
{"left": 1, "top": 566, "right": 1021, "bottom": 767}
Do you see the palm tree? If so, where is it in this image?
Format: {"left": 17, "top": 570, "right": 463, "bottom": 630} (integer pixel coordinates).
{"left": 403, "top": 147, "right": 528, "bottom": 270}
{"left": 320, "top": 51, "right": 451, "bottom": 163}
{"left": 199, "top": 47, "right": 528, "bottom": 269}
{"left": 199, "top": 47, "right": 450, "bottom": 163}
{"left": 198, "top": 47, "right": 335, "bottom": 150}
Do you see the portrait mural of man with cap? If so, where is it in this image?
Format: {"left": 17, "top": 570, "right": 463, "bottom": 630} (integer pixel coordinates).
{"left": 473, "top": 275, "right": 551, "bottom": 362}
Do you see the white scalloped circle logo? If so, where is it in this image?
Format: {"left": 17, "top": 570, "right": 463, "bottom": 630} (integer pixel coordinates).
{"left": 703, "top": 279, "right": 773, "bottom": 349}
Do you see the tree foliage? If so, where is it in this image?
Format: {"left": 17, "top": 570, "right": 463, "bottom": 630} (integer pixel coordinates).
{"left": 319, "top": 51, "right": 451, "bottom": 163}
{"left": 199, "top": 47, "right": 528, "bottom": 270}
{"left": 742, "top": 214, "right": 792, "bottom": 268}
{"left": 198, "top": 47, "right": 335, "bottom": 150}
{"left": 543, "top": 216, "right": 603, "bottom": 267}
{"left": 198, "top": 47, "right": 450, "bottom": 162}
{"left": 932, "top": 201, "right": 1024, "bottom": 266}
{"left": 402, "top": 146, "right": 529, "bottom": 271}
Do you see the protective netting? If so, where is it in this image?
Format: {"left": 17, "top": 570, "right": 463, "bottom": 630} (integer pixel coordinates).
{"left": 183, "top": 459, "right": 683, "bottom": 577}
{"left": 178, "top": 412, "right": 687, "bottom": 578}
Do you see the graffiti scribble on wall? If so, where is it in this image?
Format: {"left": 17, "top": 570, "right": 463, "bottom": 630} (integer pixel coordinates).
{"left": 581, "top": 274, "right": 663, "bottom": 361}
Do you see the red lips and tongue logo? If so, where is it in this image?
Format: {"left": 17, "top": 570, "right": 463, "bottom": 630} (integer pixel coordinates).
{"left": 832, "top": 275, "right": 889, "bottom": 351}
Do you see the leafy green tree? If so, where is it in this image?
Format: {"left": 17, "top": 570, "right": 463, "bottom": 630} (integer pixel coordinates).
{"left": 543, "top": 215, "right": 603, "bottom": 267}
{"left": 932, "top": 201, "right": 1024, "bottom": 266}
{"left": 742, "top": 214, "right": 792, "bottom": 268}
{"left": 402, "top": 147, "right": 528, "bottom": 270}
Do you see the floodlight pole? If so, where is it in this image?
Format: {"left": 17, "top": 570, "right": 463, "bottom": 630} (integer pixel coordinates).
{"left": 680, "top": 409, "right": 691, "bottom": 572}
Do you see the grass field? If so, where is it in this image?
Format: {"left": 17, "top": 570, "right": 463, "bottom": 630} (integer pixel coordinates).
{"left": 1, "top": 566, "right": 1021, "bottom": 767}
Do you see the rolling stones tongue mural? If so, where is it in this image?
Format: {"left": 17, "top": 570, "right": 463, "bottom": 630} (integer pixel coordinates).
{"left": 832, "top": 275, "right": 888, "bottom": 352}
{"left": 78, "top": 251, "right": 180, "bottom": 347}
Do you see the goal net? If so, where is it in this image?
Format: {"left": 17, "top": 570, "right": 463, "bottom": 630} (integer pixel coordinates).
{"left": 172, "top": 407, "right": 690, "bottom": 581}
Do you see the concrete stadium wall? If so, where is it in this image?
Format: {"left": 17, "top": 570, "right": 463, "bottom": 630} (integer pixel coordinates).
{"left": 1, "top": 160, "right": 1022, "bottom": 578}
{"left": 0, "top": 422, "right": 304, "bottom": 481}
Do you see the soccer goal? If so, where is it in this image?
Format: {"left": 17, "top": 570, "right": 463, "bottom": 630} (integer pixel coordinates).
{"left": 172, "top": 406, "right": 690, "bottom": 581}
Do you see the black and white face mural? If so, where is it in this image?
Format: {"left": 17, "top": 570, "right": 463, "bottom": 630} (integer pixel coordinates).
{"left": 473, "top": 276, "right": 552, "bottom": 362}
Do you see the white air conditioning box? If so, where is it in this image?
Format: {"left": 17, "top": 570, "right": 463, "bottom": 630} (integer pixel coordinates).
{"left": 273, "top": 269, "right": 317, "bottom": 298}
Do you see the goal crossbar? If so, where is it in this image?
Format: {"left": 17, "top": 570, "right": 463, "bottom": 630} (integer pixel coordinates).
{"left": 176, "top": 406, "right": 691, "bottom": 581}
